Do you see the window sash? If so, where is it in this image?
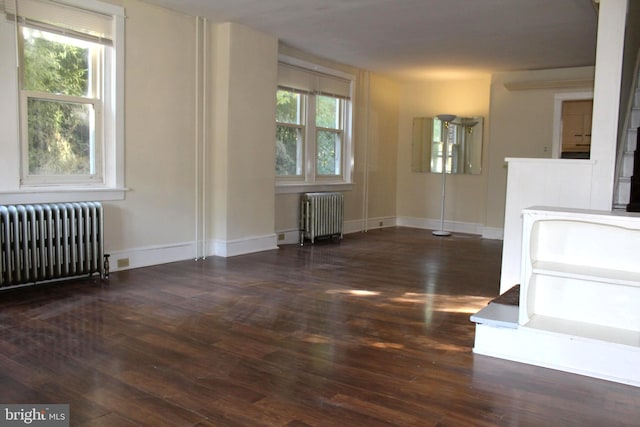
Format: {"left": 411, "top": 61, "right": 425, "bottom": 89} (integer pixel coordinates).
{"left": 316, "top": 128, "right": 343, "bottom": 177}
{"left": 18, "top": 13, "right": 105, "bottom": 185}
{"left": 275, "top": 89, "right": 305, "bottom": 125}
{"left": 21, "top": 91, "right": 103, "bottom": 184}
{"left": 276, "top": 123, "right": 304, "bottom": 178}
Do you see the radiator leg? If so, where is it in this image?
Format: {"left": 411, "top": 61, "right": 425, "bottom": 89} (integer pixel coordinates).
{"left": 103, "top": 254, "right": 110, "bottom": 279}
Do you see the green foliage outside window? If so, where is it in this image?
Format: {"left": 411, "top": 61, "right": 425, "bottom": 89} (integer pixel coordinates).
{"left": 316, "top": 95, "right": 341, "bottom": 175}
{"left": 22, "top": 28, "right": 94, "bottom": 176}
{"left": 276, "top": 90, "right": 301, "bottom": 176}
{"left": 275, "top": 90, "right": 344, "bottom": 177}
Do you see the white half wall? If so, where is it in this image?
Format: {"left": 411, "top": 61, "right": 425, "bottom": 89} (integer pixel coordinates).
{"left": 500, "top": 158, "right": 595, "bottom": 293}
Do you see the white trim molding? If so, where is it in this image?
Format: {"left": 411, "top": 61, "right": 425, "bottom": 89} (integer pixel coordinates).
{"left": 396, "top": 216, "right": 485, "bottom": 236}
{"left": 108, "top": 241, "right": 195, "bottom": 272}
{"left": 211, "top": 234, "right": 279, "bottom": 258}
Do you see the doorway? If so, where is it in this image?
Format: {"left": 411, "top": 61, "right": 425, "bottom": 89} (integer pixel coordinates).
{"left": 561, "top": 99, "right": 593, "bottom": 159}
{"left": 552, "top": 91, "right": 594, "bottom": 159}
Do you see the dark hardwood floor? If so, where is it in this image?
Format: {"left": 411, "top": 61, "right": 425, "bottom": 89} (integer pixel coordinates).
{"left": 1, "top": 227, "right": 639, "bottom": 426}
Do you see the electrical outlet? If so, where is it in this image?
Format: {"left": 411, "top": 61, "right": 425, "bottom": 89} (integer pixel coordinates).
{"left": 277, "top": 233, "right": 285, "bottom": 241}
{"left": 379, "top": 221, "right": 383, "bottom": 227}
{"left": 117, "top": 258, "right": 130, "bottom": 268}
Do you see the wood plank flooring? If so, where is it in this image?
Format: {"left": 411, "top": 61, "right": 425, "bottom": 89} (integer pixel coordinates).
{"left": 1, "top": 227, "right": 639, "bottom": 426}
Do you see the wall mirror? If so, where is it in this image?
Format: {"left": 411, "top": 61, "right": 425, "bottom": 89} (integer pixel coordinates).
{"left": 412, "top": 116, "right": 483, "bottom": 174}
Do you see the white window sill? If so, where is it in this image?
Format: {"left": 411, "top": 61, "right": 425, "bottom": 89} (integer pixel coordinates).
{"left": 275, "top": 182, "right": 353, "bottom": 194}
{"left": 0, "top": 187, "right": 128, "bottom": 205}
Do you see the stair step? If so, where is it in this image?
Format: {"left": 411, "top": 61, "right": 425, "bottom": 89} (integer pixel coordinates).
{"left": 632, "top": 108, "right": 640, "bottom": 128}
{"left": 623, "top": 151, "right": 635, "bottom": 177}
{"left": 628, "top": 128, "right": 638, "bottom": 152}
{"left": 615, "top": 178, "right": 631, "bottom": 205}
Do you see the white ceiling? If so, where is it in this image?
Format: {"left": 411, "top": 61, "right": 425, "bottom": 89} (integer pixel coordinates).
{"left": 140, "top": 0, "right": 598, "bottom": 81}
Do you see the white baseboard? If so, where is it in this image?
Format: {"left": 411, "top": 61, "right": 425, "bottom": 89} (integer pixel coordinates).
{"left": 211, "top": 234, "right": 279, "bottom": 257}
{"left": 108, "top": 218, "right": 501, "bottom": 272}
{"left": 107, "top": 234, "right": 279, "bottom": 272}
{"left": 482, "top": 226, "right": 504, "bottom": 240}
{"left": 276, "top": 216, "right": 398, "bottom": 246}
{"left": 107, "top": 241, "right": 195, "bottom": 272}
{"left": 276, "top": 217, "right": 502, "bottom": 246}
{"left": 396, "top": 216, "right": 484, "bottom": 235}
{"left": 344, "top": 216, "right": 398, "bottom": 233}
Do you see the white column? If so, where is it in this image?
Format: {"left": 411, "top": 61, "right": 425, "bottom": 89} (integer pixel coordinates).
{"left": 590, "top": 0, "right": 628, "bottom": 209}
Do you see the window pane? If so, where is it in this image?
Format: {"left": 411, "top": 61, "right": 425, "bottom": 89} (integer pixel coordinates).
{"left": 27, "top": 98, "right": 94, "bottom": 176}
{"left": 276, "top": 125, "right": 303, "bottom": 176}
{"left": 276, "top": 90, "right": 303, "bottom": 124}
{"left": 316, "top": 95, "right": 340, "bottom": 129}
{"left": 317, "top": 130, "right": 341, "bottom": 176}
{"left": 22, "top": 28, "right": 95, "bottom": 97}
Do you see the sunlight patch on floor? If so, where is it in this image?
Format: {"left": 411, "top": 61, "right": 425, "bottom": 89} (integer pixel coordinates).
{"left": 326, "top": 289, "right": 492, "bottom": 314}
{"left": 360, "top": 337, "right": 405, "bottom": 350}
{"left": 326, "top": 289, "right": 381, "bottom": 296}
{"left": 301, "top": 334, "right": 332, "bottom": 344}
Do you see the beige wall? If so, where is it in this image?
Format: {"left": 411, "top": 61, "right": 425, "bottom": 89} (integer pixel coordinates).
{"left": 103, "top": 2, "right": 279, "bottom": 264}
{"left": 396, "top": 77, "right": 491, "bottom": 228}
{"left": 103, "top": 0, "right": 197, "bottom": 254}
{"left": 209, "top": 23, "right": 278, "bottom": 245}
{"left": 485, "top": 67, "right": 595, "bottom": 229}
{"left": 362, "top": 74, "right": 400, "bottom": 224}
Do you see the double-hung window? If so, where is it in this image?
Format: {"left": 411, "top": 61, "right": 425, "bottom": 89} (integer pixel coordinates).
{"left": 0, "top": 0, "right": 125, "bottom": 203}
{"left": 21, "top": 26, "right": 103, "bottom": 183}
{"left": 276, "top": 59, "right": 353, "bottom": 190}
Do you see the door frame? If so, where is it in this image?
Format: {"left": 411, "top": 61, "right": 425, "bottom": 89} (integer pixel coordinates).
{"left": 552, "top": 91, "right": 594, "bottom": 158}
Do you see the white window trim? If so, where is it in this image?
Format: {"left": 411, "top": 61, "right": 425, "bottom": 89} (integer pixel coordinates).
{"left": 276, "top": 55, "right": 354, "bottom": 194}
{"left": 0, "top": 0, "right": 127, "bottom": 205}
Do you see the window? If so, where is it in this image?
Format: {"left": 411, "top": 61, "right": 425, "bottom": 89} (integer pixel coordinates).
{"left": 276, "top": 59, "right": 353, "bottom": 190}
{"left": 0, "top": 0, "right": 125, "bottom": 203}
{"left": 316, "top": 95, "right": 344, "bottom": 176}
{"left": 21, "top": 27, "right": 103, "bottom": 183}
{"left": 430, "top": 118, "right": 460, "bottom": 174}
{"left": 276, "top": 90, "right": 304, "bottom": 176}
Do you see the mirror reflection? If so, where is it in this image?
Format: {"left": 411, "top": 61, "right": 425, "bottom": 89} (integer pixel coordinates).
{"left": 412, "top": 116, "right": 483, "bottom": 174}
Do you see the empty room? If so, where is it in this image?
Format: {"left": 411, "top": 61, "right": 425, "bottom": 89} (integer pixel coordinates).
{"left": 1, "top": 0, "right": 640, "bottom": 425}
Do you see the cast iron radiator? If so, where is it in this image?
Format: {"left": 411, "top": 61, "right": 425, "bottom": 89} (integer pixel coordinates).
{"left": 0, "top": 202, "right": 107, "bottom": 289}
{"left": 299, "top": 192, "right": 344, "bottom": 245}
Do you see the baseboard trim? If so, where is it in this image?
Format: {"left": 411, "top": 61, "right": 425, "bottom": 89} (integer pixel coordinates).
{"left": 277, "top": 217, "right": 503, "bottom": 245}
{"left": 211, "top": 234, "right": 279, "bottom": 257}
{"left": 482, "top": 226, "right": 504, "bottom": 240}
{"left": 107, "top": 241, "right": 195, "bottom": 272}
{"left": 276, "top": 216, "right": 399, "bottom": 246}
{"left": 108, "top": 234, "right": 280, "bottom": 272}
{"left": 396, "top": 216, "right": 484, "bottom": 235}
